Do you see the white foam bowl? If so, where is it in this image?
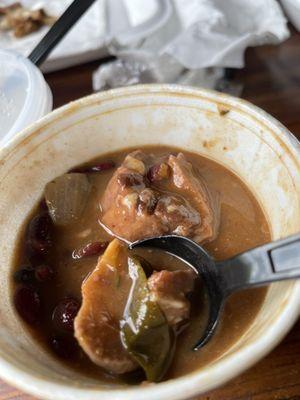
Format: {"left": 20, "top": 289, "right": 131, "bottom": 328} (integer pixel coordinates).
{"left": 0, "top": 85, "right": 299, "bottom": 400}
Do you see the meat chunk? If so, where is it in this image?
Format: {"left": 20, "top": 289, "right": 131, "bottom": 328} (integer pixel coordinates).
{"left": 148, "top": 270, "right": 196, "bottom": 327}
{"left": 168, "top": 153, "right": 219, "bottom": 243}
{"left": 154, "top": 195, "right": 201, "bottom": 237}
{"left": 100, "top": 150, "right": 219, "bottom": 244}
{"left": 100, "top": 151, "right": 166, "bottom": 241}
{"left": 74, "top": 239, "right": 137, "bottom": 374}
{"left": 74, "top": 236, "right": 196, "bottom": 375}
{"left": 0, "top": 3, "right": 55, "bottom": 37}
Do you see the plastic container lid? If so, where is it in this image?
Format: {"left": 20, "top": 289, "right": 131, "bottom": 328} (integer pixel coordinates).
{"left": 0, "top": 49, "right": 53, "bottom": 146}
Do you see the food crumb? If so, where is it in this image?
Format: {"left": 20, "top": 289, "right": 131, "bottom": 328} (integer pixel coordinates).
{"left": 140, "top": 380, "right": 155, "bottom": 386}
{"left": 0, "top": 3, "right": 56, "bottom": 38}
{"left": 218, "top": 106, "right": 230, "bottom": 116}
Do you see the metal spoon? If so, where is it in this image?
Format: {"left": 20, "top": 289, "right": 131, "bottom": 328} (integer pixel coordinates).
{"left": 130, "top": 233, "right": 300, "bottom": 350}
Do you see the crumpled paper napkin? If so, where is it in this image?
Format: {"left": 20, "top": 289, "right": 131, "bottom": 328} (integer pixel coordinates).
{"left": 93, "top": 0, "right": 289, "bottom": 94}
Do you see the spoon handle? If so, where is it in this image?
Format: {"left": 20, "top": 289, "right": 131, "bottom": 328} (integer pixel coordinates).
{"left": 217, "top": 233, "right": 300, "bottom": 295}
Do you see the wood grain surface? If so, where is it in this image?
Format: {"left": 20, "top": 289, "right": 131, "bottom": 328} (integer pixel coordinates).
{"left": 1, "top": 27, "right": 300, "bottom": 400}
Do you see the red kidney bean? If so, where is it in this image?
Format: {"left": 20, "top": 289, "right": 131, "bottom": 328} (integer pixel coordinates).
{"left": 147, "top": 163, "right": 170, "bottom": 183}
{"left": 14, "top": 266, "right": 35, "bottom": 284}
{"left": 14, "top": 286, "right": 41, "bottom": 325}
{"left": 147, "top": 164, "right": 158, "bottom": 183}
{"left": 72, "top": 241, "right": 108, "bottom": 260}
{"left": 50, "top": 335, "right": 78, "bottom": 359}
{"left": 35, "top": 264, "right": 54, "bottom": 282}
{"left": 39, "top": 198, "right": 48, "bottom": 211}
{"left": 52, "top": 298, "right": 80, "bottom": 332}
{"left": 71, "top": 161, "right": 115, "bottom": 174}
{"left": 28, "top": 213, "right": 53, "bottom": 243}
{"left": 26, "top": 213, "right": 53, "bottom": 264}
{"left": 26, "top": 243, "right": 46, "bottom": 266}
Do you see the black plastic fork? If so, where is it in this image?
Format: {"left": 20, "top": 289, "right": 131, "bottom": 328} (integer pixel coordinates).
{"left": 130, "top": 233, "right": 300, "bottom": 350}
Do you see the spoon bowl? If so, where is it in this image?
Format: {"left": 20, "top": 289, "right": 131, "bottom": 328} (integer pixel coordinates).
{"left": 130, "top": 233, "right": 300, "bottom": 349}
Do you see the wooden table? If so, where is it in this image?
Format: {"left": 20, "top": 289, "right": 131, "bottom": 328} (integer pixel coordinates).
{"left": 1, "top": 28, "right": 300, "bottom": 400}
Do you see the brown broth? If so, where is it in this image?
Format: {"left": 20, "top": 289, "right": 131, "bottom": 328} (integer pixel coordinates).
{"left": 11, "top": 146, "right": 271, "bottom": 383}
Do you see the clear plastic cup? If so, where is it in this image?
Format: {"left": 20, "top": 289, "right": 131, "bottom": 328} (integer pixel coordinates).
{"left": 0, "top": 49, "right": 52, "bottom": 146}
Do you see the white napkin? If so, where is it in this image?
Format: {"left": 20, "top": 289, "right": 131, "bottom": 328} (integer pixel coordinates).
{"left": 164, "top": 0, "right": 289, "bottom": 69}
{"left": 93, "top": 0, "right": 289, "bottom": 92}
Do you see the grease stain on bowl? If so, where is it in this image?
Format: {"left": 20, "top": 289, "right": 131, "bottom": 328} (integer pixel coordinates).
{"left": 217, "top": 105, "right": 230, "bottom": 116}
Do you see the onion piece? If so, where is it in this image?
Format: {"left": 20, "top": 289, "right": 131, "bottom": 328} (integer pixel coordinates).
{"left": 45, "top": 173, "right": 91, "bottom": 226}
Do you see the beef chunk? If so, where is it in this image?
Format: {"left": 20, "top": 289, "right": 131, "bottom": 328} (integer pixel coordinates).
{"left": 148, "top": 270, "right": 196, "bottom": 327}
{"left": 100, "top": 151, "right": 166, "bottom": 241}
{"left": 74, "top": 240, "right": 137, "bottom": 374}
{"left": 100, "top": 151, "right": 219, "bottom": 244}
{"left": 74, "top": 237, "right": 196, "bottom": 374}
{"left": 0, "top": 3, "right": 55, "bottom": 37}
{"left": 168, "top": 153, "right": 219, "bottom": 243}
{"left": 154, "top": 195, "right": 201, "bottom": 237}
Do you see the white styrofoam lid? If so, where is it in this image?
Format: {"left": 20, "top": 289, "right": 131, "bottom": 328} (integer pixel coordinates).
{"left": 0, "top": 49, "right": 52, "bottom": 146}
